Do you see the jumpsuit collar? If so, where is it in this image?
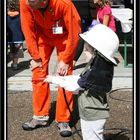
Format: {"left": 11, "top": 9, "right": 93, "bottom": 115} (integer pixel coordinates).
{"left": 39, "top": 0, "right": 50, "bottom": 14}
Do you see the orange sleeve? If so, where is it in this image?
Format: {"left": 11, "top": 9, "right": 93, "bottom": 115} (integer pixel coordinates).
{"left": 61, "top": 2, "right": 81, "bottom": 64}
{"left": 20, "top": 0, "right": 41, "bottom": 61}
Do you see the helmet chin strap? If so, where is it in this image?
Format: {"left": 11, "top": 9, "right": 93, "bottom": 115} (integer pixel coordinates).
{"left": 80, "top": 55, "right": 95, "bottom": 77}
{"left": 96, "top": 51, "right": 112, "bottom": 63}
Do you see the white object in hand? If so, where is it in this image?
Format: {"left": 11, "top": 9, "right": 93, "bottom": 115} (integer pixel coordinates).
{"left": 44, "top": 75, "right": 82, "bottom": 92}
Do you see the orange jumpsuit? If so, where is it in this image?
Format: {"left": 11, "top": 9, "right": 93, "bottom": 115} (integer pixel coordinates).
{"left": 20, "top": 0, "right": 81, "bottom": 122}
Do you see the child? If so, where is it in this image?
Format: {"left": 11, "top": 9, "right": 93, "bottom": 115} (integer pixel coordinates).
{"left": 7, "top": 0, "right": 24, "bottom": 70}
{"left": 44, "top": 24, "right": 119, "bottom": 140}
{"left": 93, "top": 0, "right": 116, "bottom": 32}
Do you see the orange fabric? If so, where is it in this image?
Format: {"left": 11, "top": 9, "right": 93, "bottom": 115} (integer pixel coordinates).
{"left": 20, "top": 0, "right": 81, "bottom": 63}
{"left": 20, "top": 0, "right": 81, "bottom": 122}
{"left": 32, "top": 42, "right": 74, "bottom": 121}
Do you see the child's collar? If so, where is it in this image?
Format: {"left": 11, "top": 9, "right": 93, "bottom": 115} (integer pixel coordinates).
{"left": 96, "top": 51, "right": 112, "bottom": 64}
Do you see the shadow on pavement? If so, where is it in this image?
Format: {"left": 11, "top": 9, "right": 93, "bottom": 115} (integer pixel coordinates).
{"left": 7, "top": 59, "right": 31, "bottom": 78}
{"left": 104, "top": 133, "right": 131, "bottom": 140}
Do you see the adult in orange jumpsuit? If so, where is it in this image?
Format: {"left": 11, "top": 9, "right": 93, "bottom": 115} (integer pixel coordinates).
{"left": 20, "top": 0, "right": 81, "bottom": 137}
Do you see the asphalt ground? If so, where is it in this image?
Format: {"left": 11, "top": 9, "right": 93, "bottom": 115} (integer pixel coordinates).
{"left": 8, "top": 89, "right": 133, "bottom": 140}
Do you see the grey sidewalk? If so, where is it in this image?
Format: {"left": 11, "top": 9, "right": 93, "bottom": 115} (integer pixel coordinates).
{"left": 7, "top": 46, "right": 133, "bottom": 91}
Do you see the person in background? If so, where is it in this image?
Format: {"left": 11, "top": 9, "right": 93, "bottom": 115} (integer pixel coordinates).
{"left": 73, "top": 0, "right": 116, "bottom": 67}
{"left": 93, "top": 0, "right": 116, "bottom": 32}
{"left": 44, "top": 24, "right": 119, "bottom": 140}
{"left": 20, "top": 0, "right": 81, "bottom": 137}
{"left": 7, "top": 0, "right": 25, "bottom": 70}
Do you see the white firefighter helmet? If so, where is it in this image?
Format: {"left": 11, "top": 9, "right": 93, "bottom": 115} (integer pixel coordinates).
{"left": 79, "top": 24, "right": 119, "bottom": 65}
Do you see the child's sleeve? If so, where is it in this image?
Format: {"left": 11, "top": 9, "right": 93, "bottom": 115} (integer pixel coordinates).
{"left": 51, "top": 76, "right": 66, "bottom": 86}
{"left": 51, "top": 75, "right": 83, "bottom": 92}
{"left": 103, "top": 6, "right": 112, "bottom": 15}
{"left": 77, "top": 69, "right": 91, "bottom": 90}
{"left": 62, "top": 75, "right": 82, "bottom": 91}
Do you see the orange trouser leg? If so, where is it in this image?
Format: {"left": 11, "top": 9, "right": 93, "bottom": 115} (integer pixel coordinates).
{"left": 55, "top": 87, "right": 73, "bottom": 122}
{"left": 55, "top": 46, "right": 74, "bottom": 122}
{"left": 32, "top": 45, "right": 54, "bottom": 116}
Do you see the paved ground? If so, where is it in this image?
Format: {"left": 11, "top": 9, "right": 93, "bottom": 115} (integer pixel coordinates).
{"left": 7, "top": 42, "right": 133, "bottom": 140}
{"left": 8, "top": 90, "right": 133, "bottom": 140}
{"left": 7, "top": 43, "right": 133, "bottom": 91}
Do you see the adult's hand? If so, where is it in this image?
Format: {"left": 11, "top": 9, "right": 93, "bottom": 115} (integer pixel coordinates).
{"left": 30, "top": 59, "right": 42, "bottom": 70}
{"left": 56, "top": 60, "right": 69, "bottom": 76}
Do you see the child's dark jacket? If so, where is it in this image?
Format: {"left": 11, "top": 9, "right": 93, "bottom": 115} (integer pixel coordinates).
{"left": 78, "top": 55, "right": 114, "bottom": 94}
